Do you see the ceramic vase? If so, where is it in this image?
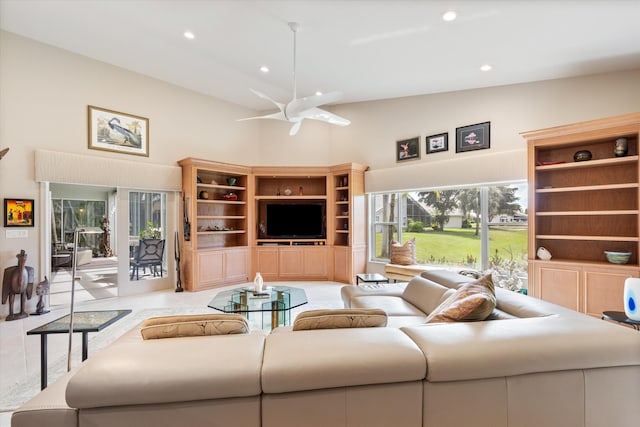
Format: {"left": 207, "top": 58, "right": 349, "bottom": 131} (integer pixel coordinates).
{"left": 624, "top": 278, "right": 640, "bottom": 321}
{"left": 254, "top": 272, "right": 264, "bottom": 293}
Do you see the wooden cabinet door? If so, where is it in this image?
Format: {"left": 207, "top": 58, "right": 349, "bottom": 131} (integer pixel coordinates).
{"left": 583, "top": 267, "right": 637, "bottom": 317}
{"left": 279, "top": 247, "right": 304, "bottom": 277}
{"left": 303, "top": 247, "right": 328, "bottom": 277}
{"left": 197, "top": 250, "right": 224, "bottom": 287}
{"left": 224, "top": 248, "right": 249, "bottom": 283}
{"left": 255, "top": 247, "right": 279, "bottom": 280}
{"left": 536, "top": 262, "right": 581, "bottom": 311}
{"left": 333, "top": 246, "right": 351, "bottom": 283}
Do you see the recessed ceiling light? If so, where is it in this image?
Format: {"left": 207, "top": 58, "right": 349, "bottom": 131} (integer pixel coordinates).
{"left": 480, "top": 64, "right": 492, "bottom": 72}
{"left": 315, "top": 91, "right": 323, "bottom": 96}
{"left": 260, "top": 65, "right": 270, "bottom": 73}
{"left": 183, "top": 31, "right": 195, "bottom": 40}
{"left": 442, "top": 11, "right": 457, "bottom": 21}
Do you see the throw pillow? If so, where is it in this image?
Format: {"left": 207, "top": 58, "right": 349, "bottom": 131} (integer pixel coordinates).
{"left": 292, "top": 308, "right": 387, "bottom": 331}
{"left": 425, "top": 273, "right": 496, "bottom": 323}
{"left": 390, "top": 238, "right": 416, "bottom": 265}
{"left": 140, "top": 313, "right": 249, "bottom": 339}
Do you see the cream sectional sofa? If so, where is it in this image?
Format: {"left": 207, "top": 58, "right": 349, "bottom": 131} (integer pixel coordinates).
{"left": 12, "top": 270, "right": 640, "bottom": 427}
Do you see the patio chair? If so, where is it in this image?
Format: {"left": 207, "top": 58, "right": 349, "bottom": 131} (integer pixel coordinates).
{"left": 130, "top": 239, "right": 165, "bottom": 280}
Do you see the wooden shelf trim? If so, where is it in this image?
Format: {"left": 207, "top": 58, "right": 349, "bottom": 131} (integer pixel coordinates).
{"left": 536, "top": 210, "right": 638, "bottom": 216}
{"left": 536, "top": 234, "right": 639, "bottom": 242}
{"left": 254, "top": 195, "right": 327, "bottom": 200}
{"left": 197, "top": 199, "right": 246, "bottom": 205}
{"left": 197, "top": 215, "right": 246, "bottom": 220}
{"left": 531, "top": 258, "right": 640, "bottom": 268}
{"left": 198, "top": 183, "right": 246, "bottom": 191}
{"left": 197, "top": 230, "right": 246, "bottom": 235}
{"left": 536, "top": 183, "right": 639, "bottom": 193}
{"left": 535, "top": 155, "right": 638, "bottom": 171}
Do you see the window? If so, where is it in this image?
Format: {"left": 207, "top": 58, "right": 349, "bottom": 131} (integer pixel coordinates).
{"left": 52, "top": 199, "right": 106, "bottom": 255}
{"left": 370, "top": 182, "right": 528, "bottom": 289}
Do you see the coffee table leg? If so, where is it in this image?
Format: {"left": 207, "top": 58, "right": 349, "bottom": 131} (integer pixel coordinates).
{"left": 82, "top": 332, "right": 89, "bottom": 361}
{"left": 40, "top": 334, "right": 47, "bottom": 390}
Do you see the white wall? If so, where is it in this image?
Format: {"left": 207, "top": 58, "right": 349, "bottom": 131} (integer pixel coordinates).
{"left": 1, "top": 29, "right": 640, "bottom": 315}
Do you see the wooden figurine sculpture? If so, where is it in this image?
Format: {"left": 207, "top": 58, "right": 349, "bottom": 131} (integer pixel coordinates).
{"left": 2, "top": 250, "right": 34, "bottom": 320}
{"left": 35, "top": 276, "right": 50, "bottom": 315}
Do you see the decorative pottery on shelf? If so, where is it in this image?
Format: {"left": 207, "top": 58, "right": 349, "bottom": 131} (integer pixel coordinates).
{"left": 198, "top": 190, "right": 209, "bottom": 200}
{"left": 226, "top": 177, "right": 237, "bottom": 186}
{"left": 614, "top": 138, "right": 628, "bottom": 157}
{"left": 283, "top": 186, "right": 292, "bottom": 196}
{"left": 536, "top": 247, "right": 552, "bottom": 260}
{"left": 604, "top": 251, "right": 631, "bottom": 264}
{"left": 623, "top": 278, "right": 640, "bottom": 321}
{"left": 573, "top": 150, "right": 592, "bottom": 162}
{"left": 223, "top": 193, "right": 238, "bottom": 201}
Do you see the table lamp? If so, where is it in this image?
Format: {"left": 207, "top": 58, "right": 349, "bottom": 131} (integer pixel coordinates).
{"left": 67, "top": 226, "right": 103, "bottom": 371}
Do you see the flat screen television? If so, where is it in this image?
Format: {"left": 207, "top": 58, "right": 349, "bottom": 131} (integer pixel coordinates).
{"left": 265, "top": 203, "right": 325, "bottom": 239}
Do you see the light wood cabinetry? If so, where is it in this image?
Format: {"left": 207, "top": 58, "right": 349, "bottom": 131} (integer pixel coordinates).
{"left": 331, "top": 164, "right": 368, "bottom": 283}
{"left": 251, "top": 164, "right": 366, "bottom": 282}
{"left": 179, "top": 160, "right": 368, "bottom": 289}
{"left": 523, "top": 113, "right": 640, "bottom": 316}
{"left": 178, "top": 158, "right": 251, "bottom": 291}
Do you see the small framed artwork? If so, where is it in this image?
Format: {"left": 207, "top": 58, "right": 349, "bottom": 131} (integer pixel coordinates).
{"left": 396, "top": 137, "right": 420, "bottom": 162}
{"left": 456, "top": 121, "right": 490, "bottom": 153}
{"left": 426, "top": 132, "right": 448, "bottom": 154}
{"left": 88, "top": 105, "right": 149, "bottom": 157}
{"left": 4, "top": 199, "right": 34, "bottom": 227}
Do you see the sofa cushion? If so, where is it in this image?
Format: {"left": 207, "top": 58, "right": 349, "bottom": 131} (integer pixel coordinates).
{"left": 425, "top": 273, "right": 496, "bottom": 323}
{"left": 390, "top": 238, "right": 416, "bottom": 265}
{"left": 140, "top": 314, "right": 249, "bottom": 339}
{"left": 402, "top": 276, "right": 456, "bottom": 315}
{"left": 350, "top": 295, "right": 426, "bottom": 317}
{"left": 293, "top": 308, "right": 387, "bottom": 330}
{"left": 420, "top": 269, "right": 475, "bottom": 289}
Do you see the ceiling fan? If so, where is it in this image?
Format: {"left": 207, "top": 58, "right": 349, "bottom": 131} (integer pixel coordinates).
{"left": 238, "top": 22, "right": 350, "bottom": 136}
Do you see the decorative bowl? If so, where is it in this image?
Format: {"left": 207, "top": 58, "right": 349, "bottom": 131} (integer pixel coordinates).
{"left": 573, "top": 150, "right": 592, "bottom": 162}
{"left": 604, "top": 251, "right": 631, "bottom": 264}
{"left": 226, "top": 177, "right": 237, "bottom": 186}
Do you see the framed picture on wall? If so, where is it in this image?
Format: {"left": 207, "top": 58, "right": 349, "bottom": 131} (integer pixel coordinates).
{"left": 88, "top": 105, "right": 149, "bottom": 157}
{"left": 396, "top": 136, "right": 420, "bottom": 162}
{"left": 4, "top": 199, "right": 34, "bottom": 227}
{"left": 456, "top": 121, "right": 490, "bottom": 153}
{"left": 426, "top": 132, "right": 448, "bottom": 154}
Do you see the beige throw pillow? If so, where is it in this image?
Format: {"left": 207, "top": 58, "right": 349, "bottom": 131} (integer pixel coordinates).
{"left": 293, "top": 308, "right": 388, "bottom": 331}
{"left": 425, "top": 273, "right": 496, "bottom": 323}
{"left": 390, "top": 238, "right": 416, "bottom": 265}
{"left": 140, "top": 313, "right": 249, "bottom": 339}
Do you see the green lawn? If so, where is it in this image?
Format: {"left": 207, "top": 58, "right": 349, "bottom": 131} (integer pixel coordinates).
{"left": 376, "top": 226, "right": 528, "bottom": 269}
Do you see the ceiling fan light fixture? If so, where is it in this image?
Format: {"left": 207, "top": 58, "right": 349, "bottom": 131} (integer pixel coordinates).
{"left": 237, "top": 22, "right": 350, "bottom": 136}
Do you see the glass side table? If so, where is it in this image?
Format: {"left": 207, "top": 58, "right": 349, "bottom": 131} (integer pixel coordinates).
{"left": 27, "top": 309, "right": 132, "bottom": 389}
{"left": 601, "top": 311, "right": 640, "bottom": 330}
{"left": 208, "top": 286, "right": 307, "bottom": 330}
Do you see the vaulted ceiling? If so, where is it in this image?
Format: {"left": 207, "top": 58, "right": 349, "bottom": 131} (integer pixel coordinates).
{"left": 2, "top": 0, "right": 639, "bottom": 111}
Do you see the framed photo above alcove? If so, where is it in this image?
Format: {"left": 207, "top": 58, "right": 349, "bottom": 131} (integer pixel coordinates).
{"left": 456, "top": 121, "right": 490, "bottom": 153}
{"left": 426, "top": 132, "right": 448, "bottom": 154}
{"left": 396, "top": 136, "right": 420, "bottom": 162}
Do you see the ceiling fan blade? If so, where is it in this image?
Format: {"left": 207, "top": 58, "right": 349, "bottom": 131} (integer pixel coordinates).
{"left": 237, "top": 111, "right": 288, "bottom": 122}
{"left": 249, "top": 88, "right": 285, "bottom": 111}
{"left": 286, "top": 91, "right": 343, "bottom": 117}
{"left": 298, "top": 107, "right": 351, "bottom": 126}
{"left": 289, "top": 120, "right": 303, "bottom": 136}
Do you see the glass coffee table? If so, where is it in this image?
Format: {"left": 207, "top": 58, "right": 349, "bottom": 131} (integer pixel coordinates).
{"left": 208, "top": 286, "right": 307, "bottom": 330}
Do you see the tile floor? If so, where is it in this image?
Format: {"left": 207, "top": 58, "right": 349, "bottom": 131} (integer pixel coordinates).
{"left": 0, "top": 279, "right": 346, "bottom": 426}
